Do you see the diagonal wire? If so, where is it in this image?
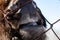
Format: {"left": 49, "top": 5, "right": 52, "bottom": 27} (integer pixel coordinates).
{"left": 52, "top": 19, "right": 60, "bottom": 25}
{"left": 51, "top": 28, "right": 60, "bottom": 40}
{"left": 32, "top": 24, "right": 53, "bottom": 40}
{"left": 33, "top": 18, "right": 60, "bottom": 40}
{"left": 0, "top": 1, "right": 60, "bottom": 40}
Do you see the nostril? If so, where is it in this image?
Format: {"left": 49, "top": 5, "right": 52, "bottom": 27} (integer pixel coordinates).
{"left": 7, "top": 16, "right": 13, "bottom": 20}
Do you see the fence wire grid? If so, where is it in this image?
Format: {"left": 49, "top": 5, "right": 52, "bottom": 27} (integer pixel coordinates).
{"left": 40, "top": 17, "right": 60, "bottom": 40}
{"left": 0, "top": 0, "right": 60, "bottom": 40}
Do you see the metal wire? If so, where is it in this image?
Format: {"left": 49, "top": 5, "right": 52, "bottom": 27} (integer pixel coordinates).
{"left": 40, "top": 17, "right": 60, "bottom": 40}
{"left": 41, "top": 14, "right": 60, "bottom": 40}
{"left": 32, "top": 15, "right": 60, "bottom": 40}
{"left": 0, "top": 1, "right": 60, "bottom": 40}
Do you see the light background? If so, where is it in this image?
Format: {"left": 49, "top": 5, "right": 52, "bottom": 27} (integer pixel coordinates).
{"left": 34, "top": 0, "right": 60, "bottom": 40}
{"left": 33, "top": 0, "right": 60, "bottom": 32}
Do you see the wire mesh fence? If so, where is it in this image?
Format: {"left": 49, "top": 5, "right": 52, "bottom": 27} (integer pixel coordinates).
{"left": 0, "top": 0, "right": 60, "bottom": 40}
{"left": 41, "top": 17, "right": 60, "bottom": 40}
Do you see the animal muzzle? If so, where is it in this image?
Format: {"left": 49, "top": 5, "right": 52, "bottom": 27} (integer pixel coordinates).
{"left": 19, "top": 25, "right": 46, "bottom": 40}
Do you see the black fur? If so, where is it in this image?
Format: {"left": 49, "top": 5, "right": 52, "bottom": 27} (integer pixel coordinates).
{"left": 6, "top": 0, "right": 46, "bottom": 40}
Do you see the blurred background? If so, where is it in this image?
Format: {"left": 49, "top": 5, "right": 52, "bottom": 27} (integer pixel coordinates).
{"left": 34, "top": 0, "right": 60, "bottom": 40}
